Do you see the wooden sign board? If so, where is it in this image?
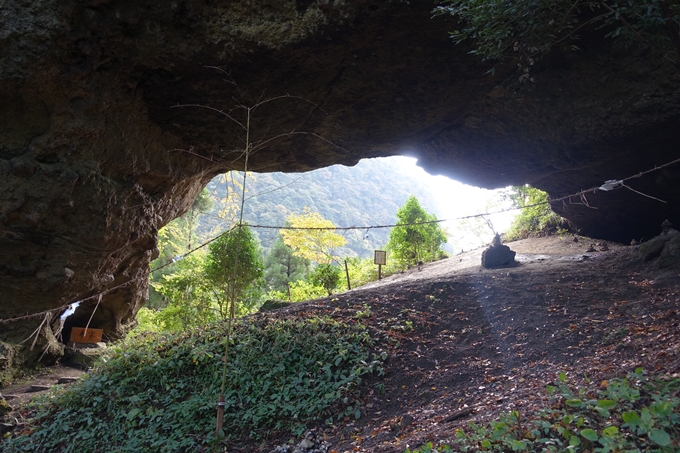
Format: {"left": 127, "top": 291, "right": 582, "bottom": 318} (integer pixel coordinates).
{"left": 374, "top": 250, "right": 387, "bottom": 266}
{"left": 69, "top": 327, "right": 103, "bottom": 344}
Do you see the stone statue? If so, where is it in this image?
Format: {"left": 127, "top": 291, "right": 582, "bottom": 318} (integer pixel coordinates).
{"left": 481, "top": 234, "right": 516, "bottom": 268}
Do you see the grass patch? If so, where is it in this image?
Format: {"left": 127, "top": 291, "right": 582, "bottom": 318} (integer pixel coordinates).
{"left": 3, "top": 316, "right": 384, "bottom": 453}
{"left": 407, "top": 369, "right": 679, "bottom": 452}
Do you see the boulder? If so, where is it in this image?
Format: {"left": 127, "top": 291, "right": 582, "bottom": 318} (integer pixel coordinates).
{"left": 658, "top": 235, "right": 680, "bottom": 268}
{"left": 639, "top": 231, "right": 680, "bottom": 268}
{"left": 482, "top": 244, "right": 517, "bottom": 269}
{"left": 67, "top": 344, "right": 107, "bottom": 369}
{"left": 259, "top": 300, "right": 292, "bottom": 311}
{"left": 0, "top": 342, "right": 15, "bottom": 387}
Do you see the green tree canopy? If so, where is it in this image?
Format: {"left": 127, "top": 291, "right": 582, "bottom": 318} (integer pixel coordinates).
{"left": 387, "top": 195, "right": 447, "bottom": 267}
{"left": 199, "top": 158, "right": 443, "bottom": 258}
{"left": 204, "top": 225, "right": 265, "bottom": 318}
{"left": 263, "top": 235, "right": 310, "bottom": 293}
{"left": 434, "top": 1, "right": 680, "bottom": 74}
{"left": 148, "top": 253, "right": 217, "bottom": 331}
{"left": 503, "top": 186, "right": 572, "bottom": 240}
{"left": 153, "top": 187, "right": 213, "bottom": 266}
{"left": 149, "top": 188, "right": 213, "bottom": 309}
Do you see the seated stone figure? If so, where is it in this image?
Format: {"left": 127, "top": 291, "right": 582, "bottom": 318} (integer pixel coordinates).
{"left": 481, "top": 234, "right": 516, "bottom": 268}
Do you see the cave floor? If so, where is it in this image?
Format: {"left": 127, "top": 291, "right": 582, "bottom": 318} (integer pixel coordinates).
{"left": 3, "top": 235, "right": 679, "bottom": 453}
{"left": 255, "top": 235, "right": 680, "bottom": 452}
{"left": 1, "top": 363, "right": 84, "bottom": 409}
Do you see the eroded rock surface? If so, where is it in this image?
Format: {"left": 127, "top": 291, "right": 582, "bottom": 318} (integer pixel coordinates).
{"left": 1, "top": 0, "right": 680, "bottom": 376}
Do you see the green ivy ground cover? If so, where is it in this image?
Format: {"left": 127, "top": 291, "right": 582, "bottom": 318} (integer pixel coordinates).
{"left": 407, "top": 369, "right": 679, "bottom": 453}
{"left": 3, "top": 316, "right": 384, "bottom": 453}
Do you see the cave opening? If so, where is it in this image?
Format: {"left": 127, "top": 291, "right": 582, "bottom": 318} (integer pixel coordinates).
{"left": 138, "top": 155, "right": 520, "bottom": 335}
{"left": 184, "top": 155, "right": 517, "bottom": 260}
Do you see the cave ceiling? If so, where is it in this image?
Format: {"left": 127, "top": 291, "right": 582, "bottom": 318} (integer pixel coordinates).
{"left": 1, "top": 0, "right": 679, "bottom": 369}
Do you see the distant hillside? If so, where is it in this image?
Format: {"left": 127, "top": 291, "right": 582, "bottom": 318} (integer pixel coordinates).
{"left": 198, "top": 157, "right": 442, "bottom": 258}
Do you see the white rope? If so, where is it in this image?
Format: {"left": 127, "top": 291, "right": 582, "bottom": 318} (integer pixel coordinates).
{"left": 1, "top": 155, "right": 679, "bottom": 325}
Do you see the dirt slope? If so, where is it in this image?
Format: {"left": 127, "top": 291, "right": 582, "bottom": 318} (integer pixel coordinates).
{"left": 258, "top": 235, "right": 680, "bottom": 452}
{"left": 3, "top": 236, "right": 679, "bottom": 452}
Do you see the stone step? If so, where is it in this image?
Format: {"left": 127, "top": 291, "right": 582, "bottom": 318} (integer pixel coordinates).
{"left": 57, "top": 377, "right": 80, "bottom": 384}
{"left": 28, "top": 384, "right": 51, "bottom": 393}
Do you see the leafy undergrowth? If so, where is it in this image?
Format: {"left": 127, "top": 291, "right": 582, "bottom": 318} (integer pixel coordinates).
{"left": 3, "top": 316, "right": 384, "bottom": 453}
{"left": 407, "top": 369, "right": 680, "bottom": 452}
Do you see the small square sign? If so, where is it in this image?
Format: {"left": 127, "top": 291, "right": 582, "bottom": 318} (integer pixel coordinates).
{"left": 374, "top": 250, "right": 387, "bottom": 266}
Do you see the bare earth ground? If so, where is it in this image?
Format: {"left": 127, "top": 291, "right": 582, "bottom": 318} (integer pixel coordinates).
{"left": 1, "top": 364, "right": 84, "bottom": 407}
{"left": 3, "top": 235, "right": 680, "bottom": 453}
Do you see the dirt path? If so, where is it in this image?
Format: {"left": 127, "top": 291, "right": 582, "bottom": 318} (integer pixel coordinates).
{"left": 2, "top": 364, "right": 84, "bottom": 408}
{"left": 357, "top": 235, "right": 619, "bottom": 291}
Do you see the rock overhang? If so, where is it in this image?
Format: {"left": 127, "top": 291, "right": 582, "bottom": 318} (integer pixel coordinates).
{"left": 1, "top": 0, "right": 679, "bottom": 375}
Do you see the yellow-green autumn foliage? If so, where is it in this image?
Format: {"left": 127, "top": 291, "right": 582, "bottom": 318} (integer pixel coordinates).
{"left": 281, "top": 208, "right": 346, "bottom": 264}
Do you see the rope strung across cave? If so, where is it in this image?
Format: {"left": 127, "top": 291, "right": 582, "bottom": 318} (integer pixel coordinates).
{"left": 0, "top": 155, "right": 678, "bottom": 325}
{"left": 219, "top": 156, "right": 680, "bottom": 231}
{"left": 122, "top": 153, "right": 680, "bottom": 277}
{"left": 0, "top": 280, "right": 138, "bottom": 324}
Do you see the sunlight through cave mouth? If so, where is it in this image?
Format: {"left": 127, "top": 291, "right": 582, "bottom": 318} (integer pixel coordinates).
{"left": 192, "top": 156, "right": 517, "bottom": 259}
{"left": 143, "top": 156, "right": 520, "bottom": 331}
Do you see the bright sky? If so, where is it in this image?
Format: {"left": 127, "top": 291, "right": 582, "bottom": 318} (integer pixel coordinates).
{"left": 390, "top": 156, "right": 518, "bottom": 252}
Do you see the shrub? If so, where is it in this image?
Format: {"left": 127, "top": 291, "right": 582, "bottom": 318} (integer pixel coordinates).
{"left": 310, "top": 263, "right": 342, "bottom": 295}
{"left": 204, "top": 225, "right": 265, "bottom": 318}
{"left": 4, "top": 317, "right": 385, "bottom": 452}
{"left": 504, "top": 186, "right": 572, "bottom": 241}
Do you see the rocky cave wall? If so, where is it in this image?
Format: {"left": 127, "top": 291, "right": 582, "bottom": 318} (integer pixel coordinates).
{"left": 1, "top": 0, "right": 679, "bottom": 378}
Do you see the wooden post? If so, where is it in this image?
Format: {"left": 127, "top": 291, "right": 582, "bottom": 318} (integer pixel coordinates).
{"left": 216, "top": 394, "right": 225, "bottom": 434}
{"left": 378, "top": 264, "right": 382, "bottom": 280}
{"left": 344, "top": 259, "right": 351, "bottom": 290}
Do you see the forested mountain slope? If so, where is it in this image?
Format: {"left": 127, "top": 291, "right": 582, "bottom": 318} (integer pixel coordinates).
{"left": 199, "top": 157, "right": 442, "bottom": 257}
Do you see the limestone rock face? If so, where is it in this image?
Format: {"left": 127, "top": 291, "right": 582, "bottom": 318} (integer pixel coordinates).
{"left": 1, "top": 1, "right": 680, "bottom": 374}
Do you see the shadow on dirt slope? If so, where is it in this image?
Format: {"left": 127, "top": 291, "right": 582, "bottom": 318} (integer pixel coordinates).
{"left": 259, "top": 236, "right": 679, "bottom": 452}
